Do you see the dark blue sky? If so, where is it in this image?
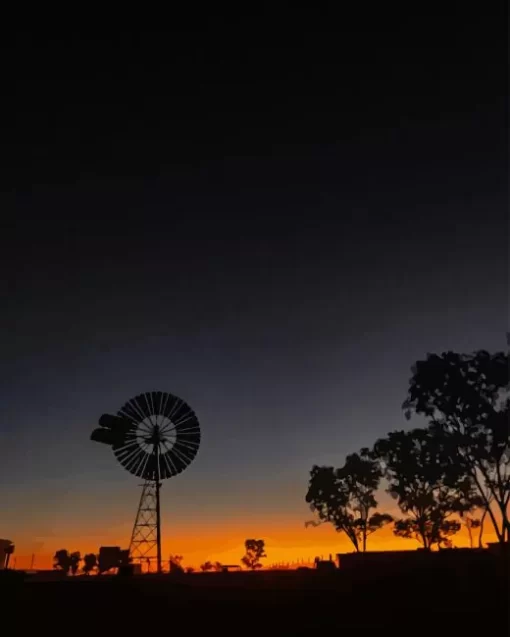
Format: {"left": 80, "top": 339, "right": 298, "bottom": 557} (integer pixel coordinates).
{"left": 1, "top": 18, "right": 507, "bottom": 558}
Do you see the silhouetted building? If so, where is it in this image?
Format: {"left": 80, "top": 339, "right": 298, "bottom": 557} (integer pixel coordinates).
{"left": 315, "top": 560, "right": 336, "bottom": 573}
{"left": 337, "top": 547, "right": 500, "bottom": 574}
{"left": 98, "top": 546, "right": 130, "bottom": 573}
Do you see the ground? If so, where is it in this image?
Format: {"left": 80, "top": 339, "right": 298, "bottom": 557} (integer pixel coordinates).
{"left": 5, "top": 559, "right": 507, "bottom": 634}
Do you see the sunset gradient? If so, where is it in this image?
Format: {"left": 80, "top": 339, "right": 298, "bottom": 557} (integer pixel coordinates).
{"left": 2, "top": 30, "right": 505, "bottom": 578}
{"left": 10, "top": 505, "right": 499, "bottom": 571}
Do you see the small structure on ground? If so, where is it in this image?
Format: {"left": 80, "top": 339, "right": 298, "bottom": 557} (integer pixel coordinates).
{"left": 98, "top": 546, "right": 131, "bottom": 574}
{"left": 221, "top": 564, "right": 241, "bottom": 572}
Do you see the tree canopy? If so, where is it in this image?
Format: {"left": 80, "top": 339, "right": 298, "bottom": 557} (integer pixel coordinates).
{"left": 53, "top": 549, "right": 72, "bottom": 574}
{"left": 306, "top": 452, "right": 392, "bottom": 552}
{"left": 241, "top": 539, "right": 266, "bottom": 569}
{"left": 82, "top": 553, "right": 97, "bottom": 575}
{"left": 70, "top": 551, "right": 81, "bottom": 575}
{"left": 403, "top": 350, "right": 510, "bottom": 544}
{"left": 372, "top": 428, "right": 478, "bottom": 549}
{"left": 200, "top": 561, "right": 213, "bottom": 571}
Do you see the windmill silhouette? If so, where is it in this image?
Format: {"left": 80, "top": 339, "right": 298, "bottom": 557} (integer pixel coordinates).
{"left": 91, "top": 391, "right": 201, "bottom": 572}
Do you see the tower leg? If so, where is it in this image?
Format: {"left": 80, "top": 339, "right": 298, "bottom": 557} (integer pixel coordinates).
{"left": 155, "top": 442, "right": 162, "bottom": 573}
{"left": 129, "top": 480, "right": 160, "bottom": 571}
{"left": 130, "top": 443, "right": 164, "bottom": 573}
{"left": 156, "top": 478, "right": 162, "bottom": 573}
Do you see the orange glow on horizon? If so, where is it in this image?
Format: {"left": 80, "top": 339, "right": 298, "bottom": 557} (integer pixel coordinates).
{"left": 10, "top": 518, "right": 498, "bottom": 572}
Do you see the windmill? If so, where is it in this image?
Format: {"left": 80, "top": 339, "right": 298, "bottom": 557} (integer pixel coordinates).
{"left": 91, "top": 391, "right": 201, "bottom": 573}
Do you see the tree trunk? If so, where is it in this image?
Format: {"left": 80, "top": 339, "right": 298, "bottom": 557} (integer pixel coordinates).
{"left": 465, "top": 459, "right": 505, "bottom": 544}
{"left": 418, "top": 516, "right": 429, "bottom": 550}
{"left": 503, "top": 513, "right": 510, "bottom": 544}
{"left": 467, "top": 523, "right": 473, "bottom": 549}
{"left": 481, "top": 495, "right": 504, "bottom": 543}
{"left": 492, "top": 496, "right": 510, "bottom": 544}
{"left": 478, "top": 509, "right": 487, "bottom": 549}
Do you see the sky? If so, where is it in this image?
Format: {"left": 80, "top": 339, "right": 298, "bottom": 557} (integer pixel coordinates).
{"left": 1, "top": 17, "right": 507, "bottom": 568}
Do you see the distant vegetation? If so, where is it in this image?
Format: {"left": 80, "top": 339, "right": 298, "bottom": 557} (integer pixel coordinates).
{"left": 53, "top": 550, "right": 189, "bottom": 575}
{"left": 82, "top": 553, "right": 97, "bottom": 574}
{"left": 306, "top": 350, "right": 509, "bottom": 551}
{"left": 51, "top": 546, "right": 261, "bottom": 575}
{"left": 200, "top": 561, "right": 224, "bottom": 571}
{"left": 169, "top": 554, "right": 184, "bottom": 573}
{"left": 53, "top": 549, "right": 73, "bottom": 574}
{"left": 306, "top": 453, "right": 393, "bottom": 551}
{"left": 241, "top": 539, "right": 267, "bottom": 569}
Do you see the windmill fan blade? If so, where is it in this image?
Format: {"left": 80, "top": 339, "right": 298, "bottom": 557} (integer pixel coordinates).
{"left": 96, "top": 391, "right": 201, "bottom": 480}
{"left": 144, "top": 453, "right": 158, "bottom": 480}
{"left": 124, "top": 449, "right": 146, "bottom": 474}
{"left": 163, "top": 449, "right": 188, "bottom": 475}
{"left": 175, "top": 430, "right": 200, "bottom": 445}
{"left": 152, "top": 391, "right": 164, "bottom": 414}
{"left": 162, "top": 394, "right": 181, "bottom": 419}
{"left": 133, "top": 393, "right": 154, "bottom": 420}
{"left": 118, "top": 402, "right": 143, "bottom": 424}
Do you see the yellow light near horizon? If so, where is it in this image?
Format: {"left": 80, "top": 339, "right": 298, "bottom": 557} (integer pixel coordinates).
{"left": 11, "top": 521, "right": 498, "bottom": 571}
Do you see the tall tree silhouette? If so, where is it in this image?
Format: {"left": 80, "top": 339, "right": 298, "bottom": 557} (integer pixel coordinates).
{"left": 306, "top": 452, "right": 392, "bottom": 552}
{"left": 169, "top": 554, "right": 184, "bottom": 573}
{"left": 200, "top": 561, "right": 213, "bottom": 571}
{"left": 53, "top": 549, "right": 72, "bottom": 574}
{"left": 241, "top": 539, "right": 266, "bottom": 569}
{"left": 372, "top": 429, "right": 476, "bottom": 549}
{"left": 82, "top": 553, "right": 97, "bottom": 575}
{"left": 403, "top": 350, "right": 510, "bottom": 544}
{"left": 70, "top": 551, "right": 81, "bottom": 576}
{"left": 461, "top": 515, "right": 482, "bottom": 549}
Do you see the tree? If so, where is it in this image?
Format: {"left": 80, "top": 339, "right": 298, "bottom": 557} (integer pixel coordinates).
{"left": 403, "top": 350, "right": 510, "bottom": 544}
{"left": 200, "top": 561, "right": 223, "bottom": 571}
{"left": 372, "top": 428, "right": 473, "bottom": 549}
{"left": 305, "top": 452, "right": 393, "bottom": 552}
{"left": 200, "top": 561, "right": 213, "bottom": 572}
{"left": 70, "top": 551, "right": 81, "bottom": 575}
{"left": 169, "top": 554, "right": 184, "bottom": 573}
{"left": 53, "top": 549, "right": 72, "bottom": 574}
{"left": 393, "top": 518, "right": 460, "bottom": 548}
{"left": 452, "top": 495, "right": 488, "bottom": 549}
{"left": 82, "top": 553, "right": 97, "bottom": 575}
{"left": 461, "top": 515, "right": 482, "bottom": 549}
{"left": 241, "top": 539, "right": 266, "bottom": 569}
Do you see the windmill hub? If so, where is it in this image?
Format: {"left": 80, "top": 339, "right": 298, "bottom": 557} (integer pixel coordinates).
{"left": 137, "top": 420, "right": 173, "bottom": 446}
{"left": 91, "top": 391, "right": 201, "bottom": 573}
